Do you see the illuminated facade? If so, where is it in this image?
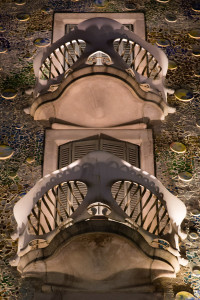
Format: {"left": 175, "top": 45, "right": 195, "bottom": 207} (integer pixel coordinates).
{"left": 0, "top": 1, "right": 199, "bottom": 299}
{"left": 11, "top": 14, "right": 189, "bottom": 300}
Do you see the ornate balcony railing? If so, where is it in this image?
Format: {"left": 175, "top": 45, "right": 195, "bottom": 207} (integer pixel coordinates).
{"left": 39, "top": 39, "right": 86, "bottom": 80}
{"left": 27, "top": 179, "right": 170, "bottom": 237}
{"left": 33, "top": 17, "right": 172, "bottom": 103}
{"left": 113, "top": 38, "right": 162, "bottom": 80}
{"left": 11, "top": 151, "right": 187, "bottom": 267}
{"left": 28, "top": 180, "right": 87, "bottom": 235}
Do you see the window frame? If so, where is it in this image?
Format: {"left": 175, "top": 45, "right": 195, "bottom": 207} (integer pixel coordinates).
{"left": 52, "top": 13, "right": 146, "bottom": 43}
{"left": 43, "top": 127, "right": 154, "bottom": 176}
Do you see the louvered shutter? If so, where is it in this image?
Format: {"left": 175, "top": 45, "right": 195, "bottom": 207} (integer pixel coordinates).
{"left": 71, "top": 139, "right": 99, "bottom": 211}
{"left": 65, "top": 25, "right": 75, "bottom": 67}
{"left": 58, "top": 143, "right": 72, "bottom": 219}
{"left": 126, "top": 142, "right": 139, "bottom": 167}
{"left": 122, "top": 25, "right": 133, "bottom": 66}
{"left": 113, "top": 24, "right": 134, "bottom": 66}
{"left": 58, "top": 138, "right": 99, "bottom": 219}
{"left": 58, "top": 135, "right": 140, "bottom": 222}
{"left": 72, "top": 139, "right": 99, "bottom": 161}
{"left": 126, "top": 142, "right": 140, "bottom": 221}
{"left": 124, "top": 24, "right": 134, "bottom": 31}
{"left": 65, "top": 24, "right": 76, "bottom": 34}
{"left": 100, "top": 138, "right": 126, "bottom": 159}
{"left": 101, "top": 137, "right": 124, "bottom": 208}
{"left": 65, "top": 24, "right": 86, "bottom": 68}
{"left": 100, "top": 136, "right": 127, "bottom": 211}
{"left": 59, "top": 142, "right": 72, "bottom": 168}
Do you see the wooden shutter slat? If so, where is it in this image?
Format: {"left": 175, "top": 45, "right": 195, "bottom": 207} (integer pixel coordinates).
{"left": 72, "top": 139, "right": 99, "bottom": 161}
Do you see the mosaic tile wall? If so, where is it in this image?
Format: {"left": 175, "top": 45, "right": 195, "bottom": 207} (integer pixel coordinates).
{"left": 0, "top": 0, "right": 199, "bottom": 298}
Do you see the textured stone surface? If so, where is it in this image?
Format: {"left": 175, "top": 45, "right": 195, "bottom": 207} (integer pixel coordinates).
{"left": 0, "top": 0, "right": 199, "bottom": 298}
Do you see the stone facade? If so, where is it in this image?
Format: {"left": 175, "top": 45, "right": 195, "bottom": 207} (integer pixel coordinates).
{"left": 0, "top": 0, "right": 199, "bottom": 299}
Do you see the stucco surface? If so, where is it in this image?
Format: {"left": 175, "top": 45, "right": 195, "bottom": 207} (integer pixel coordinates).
{"left": 0, "top": 0, "right": 199, "bottom": 299}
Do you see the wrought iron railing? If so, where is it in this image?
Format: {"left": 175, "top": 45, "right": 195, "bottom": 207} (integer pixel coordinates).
{"left": 27, "top": 178, "right": 170, "bottom": 237}
{"left": 28, "top": 180, "right": 87, "bottom": 235}
{"left": 39, "top": 39, "right": 86, "bottom": 80}
{"left": 11, "top": 151, "right": 186, "bottom": 264}
{"left": 112, "top": 181, "right": 170, "bottom": 236}
{"left": 33, "top": 17, "right": 169, "bottom": 100}
{"left": 113, "top": 38, "right": 162, "bottom": 80}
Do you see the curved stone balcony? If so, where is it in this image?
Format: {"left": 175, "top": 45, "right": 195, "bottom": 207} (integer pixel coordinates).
{"left": 30, "top": 17, "right": 175, "bottom": 125}
{"left": 11, "top": 151, "right": 187, "bottom": 286}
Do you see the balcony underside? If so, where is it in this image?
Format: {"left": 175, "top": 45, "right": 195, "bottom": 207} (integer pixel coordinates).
{"left": 31, "top": 66, "right": 173, "bottom": 127}
{"left": 18, "top": 220, "right": 178, "bottom": 290}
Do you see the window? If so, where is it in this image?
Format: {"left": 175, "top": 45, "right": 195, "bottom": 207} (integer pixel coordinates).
{"left": 52, "top": 13, "right": 145, "bottom": 43}
{"left": 57, "top": 134, "right": 140, "bottom": 219}
{"left": 64, "top": 24, "right": 134, "bottom": 67}
{"left": 58, "top": 134, "right": 140, "bottom": 168}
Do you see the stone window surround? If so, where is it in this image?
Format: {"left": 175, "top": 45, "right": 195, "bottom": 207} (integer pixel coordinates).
{"left": 52, "top": 12, "right": 146, "bottom": 43}
{"left": 43, "top": 127, "right": 154, "bottom": 176}
{"left": 43, "top": 14, "right": 154, "bottom": 177}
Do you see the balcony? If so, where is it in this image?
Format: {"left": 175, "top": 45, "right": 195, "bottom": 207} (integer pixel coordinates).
{"left": 11, "top": 151, "right": 187, "bottom": 291}
{"left": 29, "top": 17, "right": 175, "bottom": 127}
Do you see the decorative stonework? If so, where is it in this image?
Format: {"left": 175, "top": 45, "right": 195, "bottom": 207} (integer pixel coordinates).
{"left": 0, "top": 0, "right": 199, "bottom": 298}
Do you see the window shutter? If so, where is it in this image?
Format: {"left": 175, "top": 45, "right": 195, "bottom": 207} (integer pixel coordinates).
{"left": 59, "top": 142, "right": 72, "bottom": 168}
{"left": 100, "top": 138, "right": 126, "bottom": 160}
{"left": 72, "top": 139, "right": 99, "bottom": 161}
{"left": 71, "top": 139, "right": 99, "bottom": 214}
{"left": 58, "top": 142, "right": 72, "bottom": 220}
{"left": 126, "top": 142, "right": 140, "bottom": 220}
{"left": 65, "top": 24, "right": 76, "bottom": 34}
{"left": 65, "top": 24, "right": 86, "bottom": 68}
{"left": 58, "top": 135, "right": 140, "bottom": 222}
{"left": 126, "top": 142, "right": 140, "bottom": 167}
{"left": 100, "top": 136, "right": 140, "bottom": 217}
{"left": 111, "top": 181, "right": 126, "bottom": 211}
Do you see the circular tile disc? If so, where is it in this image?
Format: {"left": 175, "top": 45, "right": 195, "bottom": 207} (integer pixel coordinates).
{"left": 34, "top": 38, "right": 50, "bottom": 47}
{"left": 165, "top": 14, "right": 177, "bottom": 22}
{"left": 156, "top": 39, "right": 170, "bottom": 47}
{"left": 0, "top": 145, "right": 14, "bottom": 160}
{"left": 19, "top": 192, "right": 27, "bottom": 198}
{"left": 1, "top": 88, "right": 17, "bottom": 99}
{"left": 125, "top": 1, "right": 136, "bottom": 9}
{"left": 23, "top": 52, "right": 34, "bottom": 60}
{"left": 170, "top": 142, "right": 186, "bottom": 153}
{"left": 189, "top": 232, "right": 198, "bottom": 240}
{"left": 191, "top": 209, "right": 200, "bottom": 216}
{"left": 0, "top": 25, "right": 6, "bottom": 32}
{"left": 194, "top": 68, "right": 200, "bottom": 77}
{"left": 188, "top": 29, "right": 200, "bottom": 39}
{"left": 8, "top": 170, "right": 18, "bottom": 179}
{"left": 0, "top": 46, "right": 7, "bottom": 53}
{"left": 192, "top": 46, "right": 200, "bottom": 56}
{"left": 174, "top": 89, "right": 194, "bottom": 101}
{"left": 175, "top": 291, "right": 195, "bottom": 299}
{"left": 26, "top": 156, "right": 35, "bottom": 164}
{"left": 196, "top": 119, "right": 200, "bottom": 127}
{"left": 15, "top": 0, "right": 26, "bottom": 5}
{"left": 41, "top": 6, "right": 52, "bottom": 13}
{"left": 156, "top": 0, "right": 169, "bottom": 2}
{"left": 192, "top": 266, "right": 200, "bottom": 277}
{"left": 94, "top": 0, "right": 109, "bottom": 7}
{"left": 15, "top": 123, "right": 24, "bottom": 129}
{"left": 151, "top": 239, "right": 170, "bottom": 249}
{"left": 16, "top": 13, "right": 30, "bottom": 21}
{"left": 168, "top": 60, "right": 177, "bottom": 70}
{"left": 178, "top": 171, "right": 193, "bottom": 182}
{"left": 192, "top": 2, "right": 200, "bottom": 12}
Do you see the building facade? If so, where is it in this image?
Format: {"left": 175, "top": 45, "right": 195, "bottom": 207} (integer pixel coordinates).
{"left": 0, "top": 0, "right": 200, "bottom": 299}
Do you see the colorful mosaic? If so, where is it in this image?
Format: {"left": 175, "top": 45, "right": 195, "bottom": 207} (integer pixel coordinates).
{"left": 0, "top": 0, "right": 199, "bottom": 298}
